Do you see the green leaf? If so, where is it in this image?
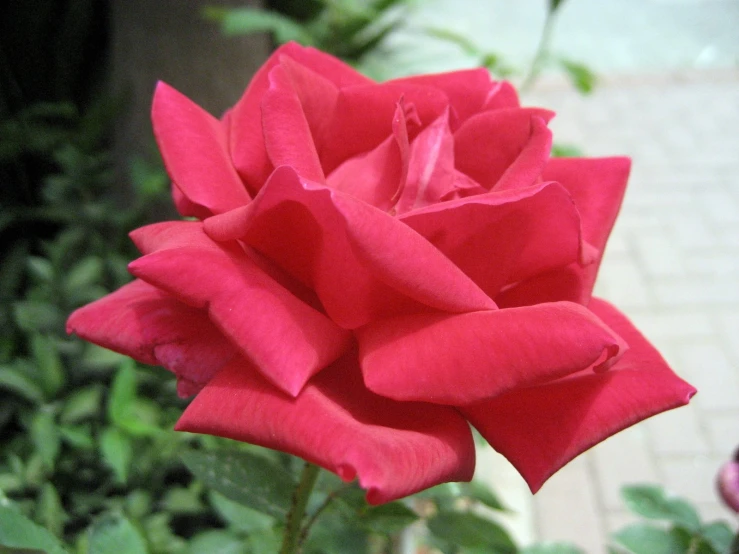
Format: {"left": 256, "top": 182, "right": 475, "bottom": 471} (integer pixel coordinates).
{"left": 36, "top": 483, "right": 67, "bottom": 537}
{"left": 549, "top": 0, "right": 567, "bottom": 13}
{"left": 59, "top": 424, "right": 95, "bottom": 449}
{"left": 30, "top": 334, "right": 65, "bottom": 397}
{"left": 161, "top": 485, "right": 203, "bottom": 515}
{"left": 551, "top": 143, "right": 584, "bottom": 158}
{"left": 558, "top": 58, "right": 597, "bottom": 94}
{"left": 611, "top": 523, "right": 688, "bottom": 554}
{"left": 358, "top": 502, "right": 419, "bottom": 534}
{"left": 204, "top": 7, "right": 309, "bottom": 44}
{"left": 13, "top": 301, "right": 64, "bottom": 333}
{"left": 181, "top": 449, "right": 296, "bottom": 519}
{"left": 87, "top": 514, "right": 147, "bottom": 554}
{"left": 108, "top": 360, "right": 137, "bottom": 427}
{"left": 522, "top": 542, "right": 587, "bottom": 554}
{"left": 0, "top": 363, "right": 45, "bottom": 403}
{"left": 0, "top": 505, "right": 68, "bottom": 554}
{"left": 700, "top": 521, "right": 735, "bottom": 554}
{"left": 30, "top": 409, "right": 61, "bottom": 470}
{"left": 427, "top": 511, "right": 516, "bottom": 552}
{"left": 100, "top": 427, "right": 132, "bottom": 483}
{"left": 188, "top": 530, "right": 246, "bottom": 554}
{"left": 621, "top": 485, "right": 701, "bottom": 531}
{"left": 459, "top": 480, "right": 508, "bottom": 511}
{"left": 208, "top": 491, "right": 274, "bottom": 533}
{"left": 64, "top": 256, "right": 103, "bottom": 292}
{"left": 60, "top": 386, "right": 102, "bottom": 423}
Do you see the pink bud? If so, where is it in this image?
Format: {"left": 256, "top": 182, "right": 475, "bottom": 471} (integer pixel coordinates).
{"left": 717, "top": 448, "right": 739, "bottom": 513}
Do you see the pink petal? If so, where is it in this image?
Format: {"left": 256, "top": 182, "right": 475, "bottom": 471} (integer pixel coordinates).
{"left": 66, "top": 280, "right": 235, "bottom": 395}
{"left": 389, "top": 68, "right": 493, "bottom": 127}
{"left": 151, "top": 82, "right": 251, "bottom": 218}
{"left": 127, "top": 221, "right": 351, "bottom": 396}
{"left": 358, "top": 301, "right": 626, "bottom": 405}
{"left": 204, "top": 167, "right": 495, "bottom": 329}
{"left": 482, "top": 81, "right": 520, "bottom": 111}
{"left": 461, "top": 298, "right": 696, "bottom": 492}
{"left": 493, "top": 116, "right": 553, "bottom": 191}
{"left": 175, "top": 351, "right": 476, "bottom": 504}
{"left": 454, "top": 108, "right": 554, "bottom": 191}
{"left": 543, "top": 157, "right": 630, "bottom": 253}
{"left": 327, "top": 99, "right": 410, "bottom": 210}
{"left": 261, "top": 63, "right": 326, "bottom": 183}
{"left": 320, "top": 82, "right": 448, "bottom": 174}
{"left": 495, "top": 264, "right": 591, "bottom": 307}
{"left": 228, "top": 42, "right": 371, "bottom": 194}
{"left": 394, "top": 110, "right": 456, "bottom": 214}
{"left": 400, "top": 182, "right": 582, "bottom": 299}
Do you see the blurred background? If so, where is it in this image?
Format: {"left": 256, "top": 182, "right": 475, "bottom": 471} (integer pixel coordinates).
{"left": 1, "top": 1, "right": 738, "bottom": 553}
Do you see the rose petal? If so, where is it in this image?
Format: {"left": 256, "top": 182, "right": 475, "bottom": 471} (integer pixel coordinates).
{"left": 327, "top": 99, "right": 410, "bottom": 210}
{"left": 358, "top": 301, "right": 626, "bottom": 405}
{"left": 175, "top": 351, "right": 476, "bottom": 504}
{"left": 394, "top": 110, "right": 456, "bottom": 214}
{"left": 493, "top": 116, "right": 553, "bottom": 191}
{"left": 461, "top": 298, "right": 696, "bottom": 492}
{"left": 482, "top": 81, "right": 520, "bottom": 111}
{"left": 454, "top": 108, "right": 554, "bottom": 191}
{"left": 151, "top": 82, "right": 251, "bottom": 217}
{"left": 400, "top": 182, "right": 583, "bottom": 298}
{"left": 320, "top": 82, "right": 448, "bottom": 174}
{"left": 261, "top": 63, "right": 326, "bottom": 183}
{"left": 204, "top": 166, "right": 495, "bottom": 329}
{"left": 389, "top": 68, "right": 493, "bottom": 126}
{"left": 543, "top": 157, "right": 630, "bottom": 253}
{"left": 229, "top": 42, "right": 371, "bottom": 194}
{"left": 66, "top": 280, "right": 235, "bottom": 395}
{"left": 127, "top": 221, "right": 351, "bottom": 396}
{"left": 495, "top": 264, "right": 591, "bottom": 307}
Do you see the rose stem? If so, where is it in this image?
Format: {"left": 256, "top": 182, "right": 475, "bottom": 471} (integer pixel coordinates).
{"left": 280, "top": 462, "right": 321, "bottom": 554}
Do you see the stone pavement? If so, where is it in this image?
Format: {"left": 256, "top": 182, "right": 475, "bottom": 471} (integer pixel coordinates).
{"left": 521, "top": 69, "right": 739, "bottom": 552}
{"left": 378, "top": 1, "right": 739, "bottom": 551}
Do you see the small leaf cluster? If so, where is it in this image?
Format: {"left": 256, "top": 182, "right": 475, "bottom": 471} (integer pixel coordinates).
{"left": 610, "top": 485, "right": 736, "bottom": 554}
{"left": 204, "top": 0, "right": 410, "bottom": 64}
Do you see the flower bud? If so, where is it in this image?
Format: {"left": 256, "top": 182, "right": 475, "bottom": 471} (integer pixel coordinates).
{"left": 717, "top": 448, "right": 739, "bottom": 513}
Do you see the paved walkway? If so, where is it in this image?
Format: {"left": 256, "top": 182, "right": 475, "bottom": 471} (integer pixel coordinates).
{"left": 523, "top": 70, "right": 739, "bottom": 552}
{"left": 378, "top": 1, "right": 739, "bottom": 551}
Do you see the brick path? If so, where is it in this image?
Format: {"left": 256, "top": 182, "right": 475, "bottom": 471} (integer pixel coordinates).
{"left": 499, "top": 71, "right": 739, "bottom": 552}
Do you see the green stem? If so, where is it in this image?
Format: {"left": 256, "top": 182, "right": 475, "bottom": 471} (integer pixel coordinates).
{"left": 519, "top": 6, "right": 557, "bottom": 94}
{"left": 280, "top": 462, "right": 321, "bottom": 554}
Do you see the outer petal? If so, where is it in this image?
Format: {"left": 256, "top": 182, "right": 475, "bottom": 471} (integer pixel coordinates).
{"left": 175, "top": 351, "right": 476, "bottom": 504}
{"left": 454, "top": 108, "right": 554, "bottom": 191}
{"left": 152, "top": 82, "right": 251, "bottom": 218}
{"left": 66, "top": 280, "right": 235, "bottom": 396}
{"left": 543, "top": 157, "right": 630, "bottom": 253}
{"left": 127, "top": 221, "right": 351, "bottom": 396}
{"left": 461, "top": 298, "right": 696, "bottom": 492}
{"left": 358, "top": 302, "right": 626, "bottom": 405}
{"left": 400, "top": 182, "right": 583, "bottom": 299}
{"left": 261, "top": 63, "right": 326, "bottom": 183}
{"left": 204, "top": 166, "right": 495, "bottom": 329}
{"left": 228, "top": 42, "right": 371, "bottom": 193}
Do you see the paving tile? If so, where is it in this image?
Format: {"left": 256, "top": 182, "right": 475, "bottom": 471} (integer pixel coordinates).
{"left": 534, "top": 456, "right": 606, "bottom": 554}
{"left": 676, "top": 340, "right": 739, "bottom": 411}
{"left": 660, "top": 455, "right": 726, "bottom": 505}
{"left": 591, "top": 426, "right": 660, "bottom": 510}
{"left": 705, "top": 413, "right": 739, "bottom": 458}
{"left": 645, "top": 404, "right": 711, "bottom": 456}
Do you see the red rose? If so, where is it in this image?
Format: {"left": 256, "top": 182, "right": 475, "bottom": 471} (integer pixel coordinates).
{"left": 67, "top": 43, "right": 695, "bottom": 504}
